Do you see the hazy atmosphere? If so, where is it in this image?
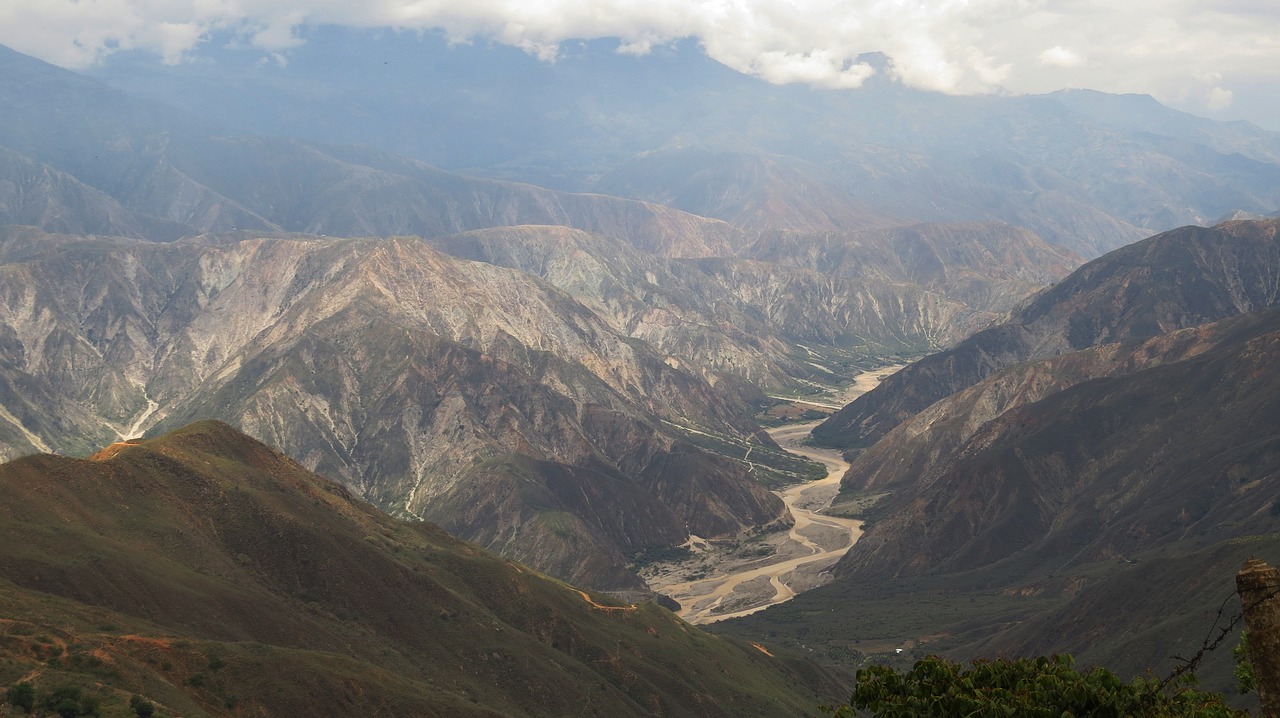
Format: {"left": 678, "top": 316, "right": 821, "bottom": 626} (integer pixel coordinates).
{"left": 4, "top": 0, "right": 1280, "bottom": 127}
{"left": 2, "top": 0, "right": 1280, "bottom": 715}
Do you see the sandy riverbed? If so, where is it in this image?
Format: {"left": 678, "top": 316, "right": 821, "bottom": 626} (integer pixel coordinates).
{"left": 643, "top": 364, "right": 902, "bottom": 624}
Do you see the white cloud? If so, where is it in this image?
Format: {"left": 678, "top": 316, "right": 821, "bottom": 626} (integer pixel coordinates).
{"left": 1038, "top": 46, "right": 1084, "bottom": 68}
{"left": 1207, "top": 86, "right": 1234, "bottom": 110}
{"left": 1, "top": 0, "right": 1279, "bottom": 119}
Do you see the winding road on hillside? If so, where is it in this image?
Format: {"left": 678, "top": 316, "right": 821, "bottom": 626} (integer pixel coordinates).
{"left": 652, "top": 365, "right": 902, "bottom": 624}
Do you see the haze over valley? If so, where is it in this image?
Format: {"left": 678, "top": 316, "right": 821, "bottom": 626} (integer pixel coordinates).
{"left": 1, "top": 9, "right": 1280, "bottom": 715}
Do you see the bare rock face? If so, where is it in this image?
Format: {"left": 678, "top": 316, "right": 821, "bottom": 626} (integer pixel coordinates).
{"left": 738, "top": 222, "right": 1082, "bottom": 347}
{"left": 0, "top": 231, "right": 789, "bottom": 589}
{"left": 814, "top": 218, "right": 1280, "bottom": 448}
{"left": 428, "top": 225, "right": 810, "bottom": 389}
{"left": 431, "top": 222, "right": 1081, "bottom": 389}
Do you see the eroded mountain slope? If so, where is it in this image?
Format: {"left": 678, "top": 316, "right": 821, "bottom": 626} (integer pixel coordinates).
{"left": 0, "top": 231, "right": 789, "bottom": 589}
{"left": 814, "top": 218, "right": 1280, "bottom": 448}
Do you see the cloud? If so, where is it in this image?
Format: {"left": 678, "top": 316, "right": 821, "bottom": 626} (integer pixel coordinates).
{"left": 1038, "top": 46, "right": 1085, "bottom": 68}
{"left": 1207, "top": 86, "right": 1234, "bottom": 110}
{"left": 1, "top": 0, "right": 1279, "bottom": 117}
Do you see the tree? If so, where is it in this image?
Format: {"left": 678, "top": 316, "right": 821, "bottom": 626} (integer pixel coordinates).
{"left": 823, "top": 655, "right": 1246, "bottom": 717}
{"left": 5, "top": 681, "right": 35, "bottom": 713}
{"left": 42, "top": 686, "right": 82, "bottom": 718}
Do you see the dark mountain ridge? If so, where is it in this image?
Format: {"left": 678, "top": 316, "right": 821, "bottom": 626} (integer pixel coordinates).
{"left": 837, "top": 307, "right": 1280, "bottom": 579}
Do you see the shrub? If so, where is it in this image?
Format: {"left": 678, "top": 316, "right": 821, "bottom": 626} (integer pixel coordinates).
{"left": 129, "top": 694, "right": 155, "bottom": 718}
{"left": 824, "top": 655, "right": 1246, "bottom": 718}
{"left": 41, "top": 686, "right": 83, "bottom": 718}
{"left": 5, "top": 681, "right": 34, "bottom": 713}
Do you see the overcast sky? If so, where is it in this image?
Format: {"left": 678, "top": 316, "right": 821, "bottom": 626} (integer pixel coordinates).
{"left": 4, "top": 0, "right": 1279, "bottom": 128}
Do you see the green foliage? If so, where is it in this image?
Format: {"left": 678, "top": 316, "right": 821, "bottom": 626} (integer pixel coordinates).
{"left": 5, "top": 681, "right": 34, "bottom": 712}
{"left": 1232, "top": 632, "right": 1255, "bottom": 695}
{"left": 129, "top": 694, "right": 155, "bottom": 718}
{"left": 40, "top": 685, "right": 99, "bottom": 718}
{"left": 628, "top": 545, "right": 693, "bottom": 570}
{"left": 823, "top": 655, "right": 1247, "bottom": 718}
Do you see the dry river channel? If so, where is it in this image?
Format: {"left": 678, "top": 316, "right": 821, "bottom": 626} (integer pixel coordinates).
{"left": 644, "top": 365, "right": 902, "bottom": 624}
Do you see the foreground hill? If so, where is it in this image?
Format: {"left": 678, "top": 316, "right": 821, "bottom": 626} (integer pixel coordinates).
{"left": 0, "top": 230, "right": 797, "bottom": 590}
{"left": 0, "top": 421, "right": 845, "bottom": 716}
{"left": 814, "top": 218, "right": 1280, "bottom": 448}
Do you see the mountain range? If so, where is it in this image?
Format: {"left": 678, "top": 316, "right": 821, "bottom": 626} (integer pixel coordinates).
{"left": 86, "top": 33, "right": 1280, "bottom": 257}
{"left": 0, "top": 43, "right": 1098, "bottom": 591}
{"left": 0, "top": 228, "right": 803, "bottom": 592}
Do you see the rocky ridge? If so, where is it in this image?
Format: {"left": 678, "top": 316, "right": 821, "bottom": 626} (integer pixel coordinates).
{"left": 814, "top": 218, "right": 1280, "bottom": 448}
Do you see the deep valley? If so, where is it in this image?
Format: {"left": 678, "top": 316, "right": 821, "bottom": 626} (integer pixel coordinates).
{"left": 1, "top": 21, "right": 1279, "bottom": 717}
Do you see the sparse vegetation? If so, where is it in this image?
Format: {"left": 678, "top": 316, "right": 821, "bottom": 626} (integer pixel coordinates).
{"left": 628, "top": 545, "right": 693, "bottom": 570}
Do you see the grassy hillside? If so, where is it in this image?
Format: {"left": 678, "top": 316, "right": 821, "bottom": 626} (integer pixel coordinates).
{"left": 0, "top": 421, "right": 846, "bottom": 717}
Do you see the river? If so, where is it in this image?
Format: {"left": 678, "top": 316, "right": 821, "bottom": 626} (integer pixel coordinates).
{"left": 646, "top": 365, "right": 902, "bottom": 624}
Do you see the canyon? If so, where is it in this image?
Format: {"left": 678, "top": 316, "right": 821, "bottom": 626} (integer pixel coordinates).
{"left": 1, "top": 31, "right": 1280, "bottom": 715}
